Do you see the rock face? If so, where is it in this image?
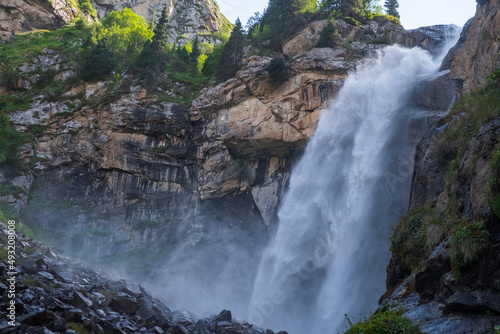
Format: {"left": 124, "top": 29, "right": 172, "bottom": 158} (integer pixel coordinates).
{"left": 92, "top": 0, "right": 231, "bottom": 44}
{"left": 0, "top": 0, "right": 229, "bottom": 45}
{"left": 381, "top": 1, "right": 500, "bottom": 332}
{"left": 0, "top": 0, "right": 78, "bottom": 38}
{"left": 450, "top": 0, "right": 500, "bottom": 95}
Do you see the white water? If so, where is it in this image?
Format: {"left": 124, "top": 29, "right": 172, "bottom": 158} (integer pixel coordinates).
{"left": 248, "top": 35, "right": 459, "bottom": 333}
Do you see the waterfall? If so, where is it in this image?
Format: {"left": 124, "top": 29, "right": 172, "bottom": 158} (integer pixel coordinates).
{"left": 248, "top": 31, "right": 459, "bottom": 334}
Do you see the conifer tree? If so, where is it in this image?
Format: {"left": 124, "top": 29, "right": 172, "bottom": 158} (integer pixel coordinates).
{"left": 384, "top": 0, "right": 399, "bottom": 18}
{"left": 217, "top": 18, "right": 245, "bottom": 81}
{"left": 139, "top": 6, "right": 172, "bottom": 87}
{"left": 190, "top": 36, "right": 201, "bottom": 66}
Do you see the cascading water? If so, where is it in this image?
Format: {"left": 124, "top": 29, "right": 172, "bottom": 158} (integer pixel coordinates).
{"left": 248, "top": 29, "right": 460, "bottom": 334}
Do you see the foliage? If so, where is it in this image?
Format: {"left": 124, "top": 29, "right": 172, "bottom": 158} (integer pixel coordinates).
{"left": 450, "top": 222, "right": 490, "bottom": 270}
{"left": 344, "top": 309, "right": 421, "bottom": 334}
{"left": 0, "top": 113, "right": 24, "bottom": 177}
{"left": 138, "top": 7, "right": 173, "bottom": 87}
{"left": 384, "top": 0, "right": 400, "bottom": 19}
{"left": 81, "top": 43, "right": 117, "bottom": 81}
{"left": 217, "top": 19, "right": 245, "bottom": 81}
{"left": 96, "top": 8, "right": 153, "bottom": 55}
{"left": 316, "top": 21, "right": 339, "bottom": 47}
{"left": 436, "top": 84, "right": 500, "bottom": 168}
{"left": 77, "top": 0, "right": 97, "bottom": 20}
{"left": 267, "top": 58, "right": 287, "bottom": 84}
{"left": 0, "top": 20, "right": 94, "bottom": 112}
{"left": 390, "top": 207, "right": 444, "bottom": 272}
{"left": 202, "top": 44, "right": 224, "bottom": 77}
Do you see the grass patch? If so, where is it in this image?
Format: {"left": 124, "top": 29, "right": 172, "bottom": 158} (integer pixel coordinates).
{"left": 436, "top": 85, "right": 500, "bottom": 167}
{"left": 390, "top": 207, "right": 445, "bottom": 272}
{"left": 450, "top": 221, "right": 490, "bottom": 272}
{"left": 66, "top": 322, "right": 91, "bottom": 334}
{"left": 344, "top": 309, "right": 420, "bottom": 334}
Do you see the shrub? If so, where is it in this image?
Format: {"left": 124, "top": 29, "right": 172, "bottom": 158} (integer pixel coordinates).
{"left": 345, "top": 309, "right": 421, "bottom": 334}
{"left": 77, "top": 0, "right": 97, "bottom": 20}
{"left": 0, "top": 113, "right": 24, "bottom": 177}
{"left": 450, "top": 221, "right": 490, "bottom": 269}
{"left": 390, "top": 207, "right": 444, "bottom": 271}
{"left": 267, "top": 58, "right": 287, "bottom": 84}
{"left": 95, "top": 8, "right": 153, "bottom": 55}
{"left": 81, "top": 44, "right": 117, "bottom": 81}
{"left": 316, "top": 21, "right": 338, "bottom": 48}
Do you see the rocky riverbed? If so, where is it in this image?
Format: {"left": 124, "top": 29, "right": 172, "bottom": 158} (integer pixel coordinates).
{"left": 0, "top": 220, "right": 287, "bottom": 334}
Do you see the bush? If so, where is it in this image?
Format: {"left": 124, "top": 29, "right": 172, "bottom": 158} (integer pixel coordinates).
{"left": 267, "top": 58, "right": 287, "bottom": 83}
{"left": 345, "top": 309, "right": 421, "bottom": 334}
{"left": 95, "top": 8, "right": 153, "bottom": 56}
{"left": 316, "top": 21, "right": 338, "bottom": 48}
{"left": 0, "top": 113, "right": 24, "bottom": 177}
{"left": 81, "top": 44, "right": 117, "bottom": 81}
{"left": 77, "top": 0, "right": 97, "bottom": 20}
{"left": 450, "top": 221, "right": 490, "bottom": 270}
{"left": 390, "top": 207, "right": 444, "bottom": 272}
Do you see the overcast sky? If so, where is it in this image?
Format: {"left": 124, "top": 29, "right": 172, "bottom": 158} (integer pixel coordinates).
{"left": 217, "top": 0, "right": 477, "bottom": 30}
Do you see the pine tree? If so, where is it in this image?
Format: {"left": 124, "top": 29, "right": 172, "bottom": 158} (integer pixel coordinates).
{"left": 316, "top": 22, "right": 338, "bottom": 47}
{"left": 138, "top": 6, "right": 172, "bottom": 87}
{"left": 384, "top": 0, "right": 399, "bottom": 18}
{"left": 320, "top": 0, "right": 364, "bottom": 19}
{"left": 341, "top": 0, "right": 364, "bottom": 18}
{"left": 190, "top": 36, "right": 201, "bottom": 66}
{"left": 151, "top": 7, "right": 171, "bottom": 55}
{"left": 217, "top": 18, "right": 245, "bottom": 81}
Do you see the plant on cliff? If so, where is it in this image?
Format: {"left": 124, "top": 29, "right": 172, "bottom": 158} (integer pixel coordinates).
{"left": 450, "top": 221, "right": 490, "bottom": 277}
{"left": 384, "top": 0, "right": 400, "bottom": 19}
{"left": 77, "top": 0, "right": 98, "bottom": 21}
{"left": 138, "top": 6, "right": 173, "bottom": 87}
{"left": 316, "top": 21, "right": 339, "bottom": 47}
{"left": 267, "top": 58, "right": 288, "bottom": 84}
{"left": 0, "top": 113, "right": 24, "bottom": 177}
{"left": 81, "top": 42, "right": 118, "bottom": 81}
{"left": 95, "top": 8, "right": 153, "bottom": 55}
{"left": 217, "top": 19, "right": 245, "bottom": 81}
{"left": 390, "top": 207, "right": 444, "bottom": 272}
{"left": 344, "top": 309, "right": 421, "bottom": 334}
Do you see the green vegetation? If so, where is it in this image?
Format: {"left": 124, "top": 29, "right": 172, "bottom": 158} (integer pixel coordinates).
{"left": 450, "top": 222, "right": 490, "bottom": 271}
{"left": 344, "top": 309, "right": 420, "bottom": 334}
{"left": 77, "top": 0, "right": 97, "bottom": 20}
{"left": 390, "top": 72, "right": 500, "bottom": 282}
{"left": 316, "top": 21, "right": 339, "bottom": 47}
{"left": 267, "top": 58, "right": 288, "bottom": 84}
{"left": 384, "top": 0, "right": 400, "bottom": 19}
{"left": 67, "top": 322, "right": 91, "bottom": 334}
{"left": 390, "top": 207, "right": 444, "bottom": 272}
{"left": 217, "top": 19, "right": 245, "bottom": 81}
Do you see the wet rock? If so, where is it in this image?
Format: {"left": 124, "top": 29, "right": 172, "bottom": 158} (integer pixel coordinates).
{"left": 409, "top": 71, "right": 456, "bottom": 111}
{"left": 445, "top": 289, "right": 500, "bottom": 313}
{"left": 170, "top": 324, "right": 189, "bottom": 334}
{"left": 109, "top": 294, "right": 140, "bottom": 315}
{"left": 415, "top": 241, "right": 452, "bottom": 299}
{"left": 73, "top": 291, "right": 93, "bottom": 309}
{"left": 214, "top": 309, "right": 232, "bottom": 323}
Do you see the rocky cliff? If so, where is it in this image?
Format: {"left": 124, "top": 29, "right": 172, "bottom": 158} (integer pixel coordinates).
{"left": 0, "top": 0, "right": 229, "bottom": 44}
{"left": 0, "top": 0, "right": 78, "bottom": 38}
{"left": 381, "top": 1, "right": 500, "bottom": 333}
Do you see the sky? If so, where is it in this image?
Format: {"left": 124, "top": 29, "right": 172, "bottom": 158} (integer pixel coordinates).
{"left": 217, "top": 0, "right": 477, "bottom": 30}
